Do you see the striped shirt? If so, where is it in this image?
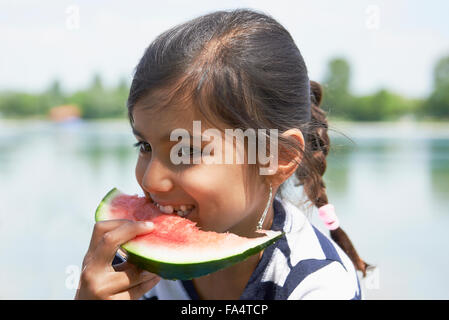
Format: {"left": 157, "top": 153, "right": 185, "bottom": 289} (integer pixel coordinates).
{"left": 113, "top": 196, "right": 363, "bottom": 300}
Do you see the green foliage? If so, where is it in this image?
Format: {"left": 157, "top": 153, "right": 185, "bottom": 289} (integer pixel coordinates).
{"left": 350, "top": 89, "right": 419, "bottom": 121}
{"left": 322, "top": 57, "right": 428, "bottom": 121}
{"left": 68, "top": 74, "right": 128, "bottom": 119}
{"left": 322, "top": 58, "right": 353, "bottom": 118}
{"left": 0, "top": 54, "right": 448, "bottom": 120}
{"left": 422, "top": 56, "right": 449, "bottom": 118}
{"left": 0, "top": 92, "right": 40, "bottom": 116}
{"left": 0, "top": 75, "right": 130, "bottom": 119}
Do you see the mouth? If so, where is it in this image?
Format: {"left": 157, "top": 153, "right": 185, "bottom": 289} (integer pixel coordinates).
{"left": 146, "top": 194, "right": 196, "bottom": 218}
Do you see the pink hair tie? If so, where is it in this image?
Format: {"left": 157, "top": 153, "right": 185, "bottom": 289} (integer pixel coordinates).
{"left": 318, "top": 204, "right": 340, "bottom": 230}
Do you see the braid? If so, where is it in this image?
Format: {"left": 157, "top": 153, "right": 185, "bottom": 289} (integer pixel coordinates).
{"left": 297, "top": 80, "right": 370, "bottom": 276}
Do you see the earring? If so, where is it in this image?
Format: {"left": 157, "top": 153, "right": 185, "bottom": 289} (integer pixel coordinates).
{"left": 256, "top": 183, "right": 273, "bottom": 230}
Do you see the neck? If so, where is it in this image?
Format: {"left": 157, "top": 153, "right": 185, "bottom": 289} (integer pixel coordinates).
{"left": 192, "top": 250, "right": 263, "bottom": 300}
{"left": 227, "top": 196, "right": 276, "bottom": 238}
{"left": 192, "top": 205, "right": 275, "bottom": 300}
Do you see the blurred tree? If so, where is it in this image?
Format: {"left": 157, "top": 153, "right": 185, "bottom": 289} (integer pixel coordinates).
{"left": 434, "top": 55, "right": 449, "bottom": 89}
{"left": 423, "top": 55, "right": 449, "bottom": 118}
{"left": 322, "top": 56, "right": 423, "bottom": 121}
{"left": 351, "top": 89, "right": 413, "bottom": 121}
{"left": 92, "top": 73, "right": 104, "bottom": 91}
{"left": 68, "top": 74, "right": 128, "bottom": 119}
{"left": 321, "top": 57, "right": 353, "bottom": 118}
{"left": 42, "top": 79, "right": 66, "bottom": 112}
{"left": 47, "top": 79, "right": 63, "bottom": 98}
{"left": 117, "top": 76, "right": 130, "bottom": 94}
{"left": 0, "top": 92, "right": 39, "bottom": 116}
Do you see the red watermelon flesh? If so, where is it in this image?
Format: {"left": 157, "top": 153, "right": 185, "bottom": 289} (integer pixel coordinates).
{"left": 95, "top": 188, "right": 284, "bottom": 280}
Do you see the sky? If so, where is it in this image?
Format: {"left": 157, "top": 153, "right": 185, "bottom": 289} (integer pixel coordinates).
{"left": 1, "top": 0, "right": 448, "bottom": 98}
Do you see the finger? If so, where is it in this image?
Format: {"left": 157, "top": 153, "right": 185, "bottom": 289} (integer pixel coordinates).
{"left": 110, "top": 276, "right": 161, "bottom": 300}
{"left": 107, "top": 265, "right": 159, "bottom": 294}
{"left": 87, "top": 219, "right": 136, "bottom": 253}
{"left": 112, "top": 260, "right": 133, "bottom": 272}
{"left": 128, "top": 276, "right": 161, "bottom": 300}
{"left": 83, "top": 220, "right": 135, "bottom": 268}
{"left": 94, "top": 220, "right": 155, "bottom": 266}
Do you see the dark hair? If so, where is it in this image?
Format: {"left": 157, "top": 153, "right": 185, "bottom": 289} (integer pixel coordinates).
{"left": 127, "top": 8, "right": 369, "bottom": 276}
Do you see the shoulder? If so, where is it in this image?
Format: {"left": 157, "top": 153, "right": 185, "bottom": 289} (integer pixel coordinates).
{"left": 254, "top": 197, "right": 363, "bottom": 300}
{"left": 283, "top": 224, "right": 362, "bottom": 300}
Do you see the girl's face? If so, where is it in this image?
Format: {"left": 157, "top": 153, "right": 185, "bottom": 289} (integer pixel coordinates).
{"left": 131, "top": 96, "right": 274, "bottom": 237}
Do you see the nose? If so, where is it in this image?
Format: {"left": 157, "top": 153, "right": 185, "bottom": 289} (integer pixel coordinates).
{"left": 140, "top": 157, "right": 174, "bottom": 193}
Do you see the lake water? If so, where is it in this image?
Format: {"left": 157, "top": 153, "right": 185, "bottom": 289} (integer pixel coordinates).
{"left": 0, "top": 119, "right": 448, "bottom": 299}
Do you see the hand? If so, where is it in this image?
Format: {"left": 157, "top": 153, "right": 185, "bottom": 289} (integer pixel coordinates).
{"left": 75, "top": 219, "right": 161, "bottom": 300}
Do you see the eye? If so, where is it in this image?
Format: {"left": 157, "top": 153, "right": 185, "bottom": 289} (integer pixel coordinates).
{"left": 178, "top": 145, "right": 200, "bottom": 157}
{"left": 133, "top": 141, "right": 152, "bottom": 153}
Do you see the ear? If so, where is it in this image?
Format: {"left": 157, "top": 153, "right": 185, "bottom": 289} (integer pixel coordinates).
{"left": 266, "top": 128, "right": 305, "bottom": 188}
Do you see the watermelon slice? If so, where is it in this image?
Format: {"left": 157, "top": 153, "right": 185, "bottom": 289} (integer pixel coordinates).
{"left": 95, "top": 188, "right": 284, "bottom": 280}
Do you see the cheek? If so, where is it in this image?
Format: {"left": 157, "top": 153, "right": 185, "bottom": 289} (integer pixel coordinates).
{"left": 185, "top": 164, "right": 244, "bottom": 195}
{"left": 135, "top": 157, "right": 146, "bottom": 186}
{"left": 183, "top": 165, "right": 250, "bottom": 224}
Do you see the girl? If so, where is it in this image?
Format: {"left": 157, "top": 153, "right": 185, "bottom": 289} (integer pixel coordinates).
{"left": 76, "top": 8, "right": 369, "bottom": 300}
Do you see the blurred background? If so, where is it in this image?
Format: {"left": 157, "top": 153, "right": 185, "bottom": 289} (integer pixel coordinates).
{"left": 1, "top": 0, "right": 448, "bottom": 299}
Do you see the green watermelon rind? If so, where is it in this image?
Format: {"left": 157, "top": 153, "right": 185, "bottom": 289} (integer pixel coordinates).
{"left": 95, "top": 187, "right": 284, "bottom": 280}
{"left": 95, "top": 187, "right": 122, "bottom": 221}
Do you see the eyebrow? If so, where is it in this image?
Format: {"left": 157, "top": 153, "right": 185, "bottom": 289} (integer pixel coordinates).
{"left": 132, "top": 126, "right": 171, "bottom": 142}
{"left": 132, "top": 126, "right": 144, "bottom": 139}
{"left": 132, "top": 125, "right": 202, "bottom": 143}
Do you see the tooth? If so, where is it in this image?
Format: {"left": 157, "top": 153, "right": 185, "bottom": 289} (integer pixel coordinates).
{"left": 154, "top": 201, "right": 195, "bottom": 215}
{"left": 174, "top": 209, "right": 183, "bottom": 216}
